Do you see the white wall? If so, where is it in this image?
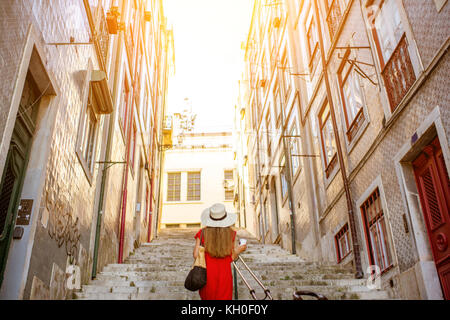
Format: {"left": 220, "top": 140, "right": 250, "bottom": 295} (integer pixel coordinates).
{"left": 161, "top": 146, "right": 236, "bottom": 226}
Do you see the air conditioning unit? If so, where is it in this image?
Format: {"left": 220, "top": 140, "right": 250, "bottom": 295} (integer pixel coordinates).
{"left": 106, "top": 7, "right": 120, "bottom": 34}
{"left": 144, "top": 11, "right": 151, "bottom": 22}
{"left": 223, "top": 179, "right": 235, "bottom": 190}
{"left": 259, "top": 79, "right": 266, "bottom": 88}
{"left": 273, "top": 17, "right": 281, "bottom": 28}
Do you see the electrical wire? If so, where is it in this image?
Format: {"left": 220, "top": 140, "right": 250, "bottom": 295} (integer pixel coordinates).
{"left": 17, "top": 81, "right": 51, "bottom": 120}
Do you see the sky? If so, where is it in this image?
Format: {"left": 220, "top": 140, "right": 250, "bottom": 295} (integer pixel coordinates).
{"left": 163, "top": 0, "right": 254, "bottom": 132}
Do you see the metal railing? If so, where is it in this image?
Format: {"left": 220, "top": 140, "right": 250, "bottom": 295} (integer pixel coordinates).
{"left": 232, "top": 256, "right": 273, "bottom": 300}
{"left": 232, "top": 255, "right": 328, "bottom": 301}
{"left": 381, "top": 34, "right": 416, "bottom": 112}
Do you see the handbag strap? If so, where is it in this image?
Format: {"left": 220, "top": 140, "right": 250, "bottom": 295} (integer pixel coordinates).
{"left": 200, "top": 228, "right": 204, "bottom": 247}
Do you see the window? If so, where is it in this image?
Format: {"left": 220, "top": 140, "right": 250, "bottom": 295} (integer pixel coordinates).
{"left": 130, "top": 122, "right": 136, "bottom": 174}
{"left": 335, "top": 223, "right": 351, "bottom": 263}
{"left": 265, "top": 110, "right": 272, "bottom": 157}
{"left": 372, "top": 0, "right": 404, "bottom": 66}
{"left": 187, "top": 172, "right": 201, "bottom": 201}
{"left": 305, "top": 8, "right": 318, "bottom": 64}
{"left": 142, "top": 83, "right": 149, "bottom": 129}
{"left": 167, "top": 172, "right": 181, "bottom": 201}
{"left": 280, "top": 49, "right": 291, "bottom": 100}
{"left": 318, "top": 101, "right": 337, "bottom": 177}
{"left": 260, "top": 52, "right": 268, "bottom": 83}
{"left": 370, "top": 0, "right": 416, "bottom": 112}
{"left": 325, "top": 0, "right": 350, "bottom": 39}
{"left": 263, "top": 199, "right": 269, "bottom": 234}
{"left": 144, "top": 184, "right": 149, "bottom": 225}
{"left": 338, "top": 54, "right": 366, "bottom": 142}
{"left": 77, "top": 86, "right": 99, "bottom": 181}
{"left": 259, "top": 123, "right": 266, "bottom": 166}
{"left": 119, "top": 77, "right": 130, "bottom": 137}
{"left": 288, "top": 115, "right": 301, "bottom": 176}
{"left": 361, "top": 188, "right": 393, "bottom": 273}
{"left": 273, "top": 86, "right": 282, "bottom": 127}
{"left": 224, "top": 170, "right": 234, "bottom": 201}
{"left": 280, "top": 155, "right": 288, "bottom": 201}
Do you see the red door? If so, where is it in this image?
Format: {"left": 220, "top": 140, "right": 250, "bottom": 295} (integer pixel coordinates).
{"left": 413, "top": 136, "right": 450, "bottom": 300}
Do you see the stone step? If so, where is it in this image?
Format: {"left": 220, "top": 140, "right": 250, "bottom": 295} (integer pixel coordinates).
{"left": 74, "top": 291, "right": 201, "bottom": 300}
{"left": 77, "top": 229, "right": 392, "bottom": 300}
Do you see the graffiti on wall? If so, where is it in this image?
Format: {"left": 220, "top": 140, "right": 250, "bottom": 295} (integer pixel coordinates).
{"left": 46, "top": 188, "right": 81, "bottom": 265}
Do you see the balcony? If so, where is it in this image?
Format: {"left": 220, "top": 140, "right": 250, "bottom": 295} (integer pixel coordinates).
{"left": 84, "top": 2, "right": 110, "bottom": 72}
{"left": 95, "top": 4, "right": 110, "bottom": 71}
{"left": 381, "top": 34, "right": 416, "bottom": 112}
{"left": 346, "top": 108, "right": 365, "bottom": 142}
{"left": 125, "top": 25, "right": 134, "bottom": 74}
{"left": 326, "top": 0, "right": 343, "bottom": 40}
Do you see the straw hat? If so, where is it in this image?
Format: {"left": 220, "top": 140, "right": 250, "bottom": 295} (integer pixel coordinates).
{"left": 201, "top": 203, "right": 236, "bottom": 228}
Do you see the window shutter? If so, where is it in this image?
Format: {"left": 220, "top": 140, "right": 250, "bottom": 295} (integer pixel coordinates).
{"left": 419, "top": 166, "right": 445, "bottom": 231}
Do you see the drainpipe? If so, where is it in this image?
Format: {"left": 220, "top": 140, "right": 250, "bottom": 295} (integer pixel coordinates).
{"left": 118, "top": 36, "right": 140, "bottom": 263}
{"left": 91, "top": 3, "right": 122, "bottom": 279}
{"left": 280, "top": 107, "right": 297, "bottom": 255}
{"left": 154, "top": 34, "right": 170, "bottom": 239}
{"left": 312, "top": 0, "right": 363, "bottom": 278}
{"left": 254, "top": 124, "right": 265, "bottom": 244}
{"left": 147, "top": 137, "right": 156, "bottom": 242}
{"left": 91, "top": 100, "right": 116, "bottom": 278}
{"left": 117, "top": 83, "right": 134, "bottom": 264}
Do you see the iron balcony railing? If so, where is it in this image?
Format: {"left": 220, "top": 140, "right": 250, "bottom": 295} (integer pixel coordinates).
{"left": 326, "top": 0, "right": 342, "bottom": 40}
{"left": 96, "top": 3, "right": 110, "bottom": 71}
{"left": 381, "top": 34, "right": 416, "bottom": 112}
{"left": 346, "top": 108, "right": 365, "bottom": 142}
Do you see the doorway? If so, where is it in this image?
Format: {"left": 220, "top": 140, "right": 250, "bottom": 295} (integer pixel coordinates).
{"left": 269, "top": 178, "right": 280, "bottom": 242}
{"left": 0, "top": 72, "right": 40, "bottom": 285}
{"left": 413, "top": 136, "right": 450, "bottom": 299}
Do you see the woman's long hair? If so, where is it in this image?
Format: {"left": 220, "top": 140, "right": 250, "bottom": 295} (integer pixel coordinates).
{"left": 203, "top": 226, "right": 234, "bottom": 258}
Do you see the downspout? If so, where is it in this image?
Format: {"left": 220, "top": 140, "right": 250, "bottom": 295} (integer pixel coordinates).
{"left": 254, "top": 122, "right": 266, "bottom": 244}
{"left": 90, "top": 1, "right": 121, "bottom": 279}
{"left": 154, "top": 31, "right": 169, "bottom": 239}
{"left": 118, "top": 28, "right": 140, "bottom": 263}
{"left": 91, "top": 93, "right": 116, "bottom": 279}
{"left": 280, "top": 106, "right": 297, "bottom": 255}
{"left": 147, "top": 136, "right": 156, "bottom": 242}
{"left": 312, "top": 0, "right": 363, "bottom": 278}
{"left": 118, "top": 83, "right": 134, "bottom": 263}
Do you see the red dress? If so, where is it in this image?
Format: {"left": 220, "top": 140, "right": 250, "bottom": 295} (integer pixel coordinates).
{"left": 194, "top": 229, "right": 236, "bottom": 300}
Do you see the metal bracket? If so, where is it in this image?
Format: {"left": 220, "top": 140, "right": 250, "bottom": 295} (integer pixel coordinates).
{"left": 46, "top": 36, "right": 93, "bottom": 46}
{"left": 335, "top": 46, "right": 371, "bottom": 50}
{"left": 96, "top": 161, "right": 126, "bottom": 170}
{"left": 338, "top": 52, "right": 378, "bottom": 86}
{"left": 291, "top": 154, "right": 320, "bottom": 157}
{"left": 46, "top": 42, "right": 93, "bottom": 46}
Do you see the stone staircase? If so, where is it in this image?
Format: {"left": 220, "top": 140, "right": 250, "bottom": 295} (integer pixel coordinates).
{"left": 74, "top": 228, "right": 391, "bottom": 300}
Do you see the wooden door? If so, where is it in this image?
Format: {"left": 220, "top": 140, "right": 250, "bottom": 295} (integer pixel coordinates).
{"left": 413, "top": 136, "right": 450, "bottom": 300}
{"left": 0, "top": 73, "right": 39, "bottom": 286}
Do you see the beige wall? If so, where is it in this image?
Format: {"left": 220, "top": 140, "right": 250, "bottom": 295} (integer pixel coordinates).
{"left": 161, "top": 140, "right": 236, "bottom": 227}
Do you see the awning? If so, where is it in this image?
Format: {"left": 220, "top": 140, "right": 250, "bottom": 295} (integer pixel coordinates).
{"left": 90, "top": 70, "right": 114, "bottom": 114}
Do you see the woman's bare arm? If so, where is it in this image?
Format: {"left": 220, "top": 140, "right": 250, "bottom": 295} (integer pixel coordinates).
{"left": 193, "top": 237, "right": 201, "bottom": 259}
{"left": 232, "top": 244, "right": 247, "bottom": 261}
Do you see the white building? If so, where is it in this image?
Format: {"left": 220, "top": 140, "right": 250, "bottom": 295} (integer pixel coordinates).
{"left": 160, "top": 131, "right": 237, "bottom": 229}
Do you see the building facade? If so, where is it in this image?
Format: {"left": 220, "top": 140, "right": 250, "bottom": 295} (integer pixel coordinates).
{"left": 238, "top": 0, "right": 449, "bottom": 299}
{"left": 160, "top": 131, "right": 238, "bottom": 229}
{"left": 0, "top": 0, "right": 174, "bottom": 299}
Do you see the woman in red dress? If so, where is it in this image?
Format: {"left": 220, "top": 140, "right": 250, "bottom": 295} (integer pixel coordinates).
{"left": 193, "top": 203, "right": 247, "bottom": 300}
